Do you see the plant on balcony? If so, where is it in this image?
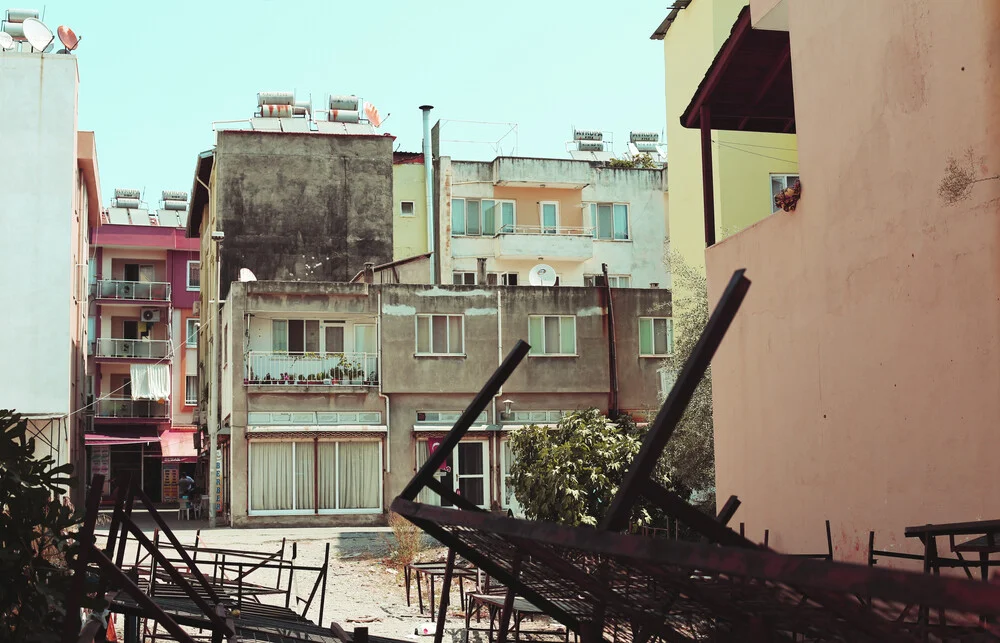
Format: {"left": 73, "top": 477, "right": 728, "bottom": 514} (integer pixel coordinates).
{"left": 365, "top": 371, "right": 379, "bottom": 386}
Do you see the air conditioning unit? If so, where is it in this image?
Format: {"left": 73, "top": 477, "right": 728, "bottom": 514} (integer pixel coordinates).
{"left": 141, "top": 308, "right": 161, "bottom": 323}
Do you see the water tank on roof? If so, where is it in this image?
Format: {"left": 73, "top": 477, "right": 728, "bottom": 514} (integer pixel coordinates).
{"left": 329, "top": 95, "right": 359, "bottom": 110}
{"left": 259, "top": 104, "right": 293, "bottom": 118}
{"left": 630, "top": 131, "right": 659, "bottom": 143}
{"left": 2, "top": 22, "right": 25, "bottom": 39}
{"left": 292, "top": 100, "right": 311, "bottom": 116}
{"left": 577, "top": 140, "right": 605, "bottom": 152}
{"left": 257, "top": 91, "right": 294, "bottom": 106}
{"left": 633, "top": 141, "right": 660, "bottom": 153}
{"left": 329, "top": 109, "right": 359, "bottom": 123}
{"left": 574, "top": 129, "right": 603, "bottom": 142}
{"left": 114, "top": 188, "right": 141, "bottom": 200}
{"left": 161, "top": 190, "right": 187, "bottom": 202}
{"left": 6, "top": 9, "right": 39, "bottom": 22}
{"left": 162, "top": 201, "right": 187, "bottom": 211}
{"left": 115, "top": 198, "right": 141, "bottom": 209}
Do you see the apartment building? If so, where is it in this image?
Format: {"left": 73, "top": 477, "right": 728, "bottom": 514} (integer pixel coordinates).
{"left": 438, "top": 156, "right": 670, "bottom": 289}
{"left": 213, "top": 279, "right": 671, "bottom": 527}
{"left": 85, "top": 192, "right": 200, "bottom": 503}
{"left": 0, "top": 30, "right": 102, "bottom": 492}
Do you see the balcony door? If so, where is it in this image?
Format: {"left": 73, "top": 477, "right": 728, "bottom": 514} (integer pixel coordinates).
{"left": 541, "top": 202, "right": 558, "bottom": 234}
{"left": 322, "top": 323, "right": 345, "bottom": 355}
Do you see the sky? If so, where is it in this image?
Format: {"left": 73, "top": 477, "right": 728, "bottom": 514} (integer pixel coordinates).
{"left": 34, "top": 1, "right": 669, "bottom": 207}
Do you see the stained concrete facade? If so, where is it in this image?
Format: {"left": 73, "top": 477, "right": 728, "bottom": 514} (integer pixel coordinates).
{"left": 215, "top": 280, "right": 670, "bottom": 527}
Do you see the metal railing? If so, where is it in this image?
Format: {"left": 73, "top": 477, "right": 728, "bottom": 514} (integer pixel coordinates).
{"left": 95, "top": 338, "right": 171, "bottom": 359}
{"left": 95, "top": 398, "right": 169, "bottom": 419}
{"left": 495, "top": 224, "right": 595, "bottom": 236}
{"left": 246, "top": 351, "right": 379, "bottom": 386}
{"left": 92, "top": 279, "right": 171, "bottom": 301}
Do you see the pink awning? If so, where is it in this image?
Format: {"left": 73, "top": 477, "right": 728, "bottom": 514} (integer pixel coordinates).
{"left": 85, "top": 429, "right": 159, "bottom": 446}
{"left": 160, "top": 429, "right": 198, "bottom": 463}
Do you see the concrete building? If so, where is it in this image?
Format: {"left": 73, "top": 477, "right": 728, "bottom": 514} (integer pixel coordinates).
{"left": 652, "top": 0, "right": 798, "bottom": 274}
{"left": 0, "top": 46, "right": 102, "bottom": 486}
{"left": 213, "top": 280, "right": 670, "bottom": 527}
{"left": 697, "top": 0, "right": 1000, "bottom": 560}
{"left": 439, "top": 156, "right": 670, "bottom": 289}
{"left": 85, "top": 193, "right": 200, "bottom": 503}
{"left": 392, "top": 152, "right": 430, "bottom": 261}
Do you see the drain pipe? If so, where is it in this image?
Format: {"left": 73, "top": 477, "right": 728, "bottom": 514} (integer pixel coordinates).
{"left": 602, "top": 263, "right": 619, "bottom": 419}
{"left": 377, "top": 290, "right": 391, "bottom": 476}
{"left": 420, "top": 105, "right": 435, "bottom": 284}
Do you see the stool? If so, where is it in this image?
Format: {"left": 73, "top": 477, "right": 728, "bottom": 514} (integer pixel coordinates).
{"left": 178, "top": 497, "right": 190, "bottom": 520}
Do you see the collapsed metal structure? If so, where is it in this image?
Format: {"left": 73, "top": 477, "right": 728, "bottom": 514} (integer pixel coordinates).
{"left": 392, "top": 269, "right": 1000, "bottom": 643}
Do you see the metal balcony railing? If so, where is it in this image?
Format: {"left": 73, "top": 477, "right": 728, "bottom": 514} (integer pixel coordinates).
{"left": 496, "top": 224, "right": 595, "bottom": 236}
{"left": 95, "top": 338, "right": 171, "bottom": 359}
{"left": 92, "top": 280, "right": 171, "bottom": 301}
{"left": 95, "top": 398, "right": 169, "bottom": 419}
{"left": 246, "top": 351, "right": 379, "bottom": 386}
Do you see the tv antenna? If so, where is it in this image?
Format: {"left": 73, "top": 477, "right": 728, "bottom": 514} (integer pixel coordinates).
{"left": 528, "top": 264, "right": 557, "bottom": 287}
{"left": 21, "top": 18, "right": 53, "bottom": 52}
{"left": 56, "top": 25, "right": 79, "bottom": 52}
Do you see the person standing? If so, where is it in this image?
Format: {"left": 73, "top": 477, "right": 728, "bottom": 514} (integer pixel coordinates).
{"left": 178, "top": 473, "right": 194, "bottom": 499}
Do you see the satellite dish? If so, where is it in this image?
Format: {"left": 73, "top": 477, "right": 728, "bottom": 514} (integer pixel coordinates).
{"left": 0, "top": 32, "right": 13, "bottom": 51}
{"left": 238, "top": 268, "right": 257, "bottom": 282}
{"left": 22, "top": 18, "right": 53, "bottom": 52}
{"left": 57, "top": 26, "right": 79, "bottom": 51}
{"left": 528, "top": 264, "right": 557, "bottom": 287}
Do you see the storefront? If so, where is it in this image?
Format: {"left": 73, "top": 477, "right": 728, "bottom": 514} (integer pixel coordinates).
{"left": 85, "top": 426, "right": 197, "bottom": 505}
{"left": 159, "top": 428, "right": 199, "bottom": 503}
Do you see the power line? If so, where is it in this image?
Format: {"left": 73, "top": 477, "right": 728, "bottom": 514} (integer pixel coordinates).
{"left": 714, "top": 141, "right": 799, "bottom": 165}
{"left": 713, "top": 139, "right": 798, "bottom": 152}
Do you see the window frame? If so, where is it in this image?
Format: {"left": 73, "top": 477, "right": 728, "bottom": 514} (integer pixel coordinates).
{"left": 185, "top": 318, "right": 199, "bottom": 348}
{"left": 586, "top": 202, "right": 631, "bottom": 240}
{"left": 540, "top": 201, "right": 559, "bottom": 234}
{"left": 487, "top": 272, "right": 519, "bottom": 286}
{"left": 247, "top": 439, "right": 384, "bottom": 516}
{"left": 452, "top": 271, "right": 477, "bottom": 285}
{"left": 452, "top": 198, "right": 516, "bottom": 237}
{"left": 584, "top": 274, "right": 631, "bottom": 288}
{"left": 639, "top": 316, "right": 674, "bottom": 357}
{"left": 415, "top": 314, "right": 466, "bottom": 357}
{"left": 400, "top": 201, "right": 415, "bottom": 217}
{"left": 416, "top": 438, "right": 490, "bottom": 509}
{"left": 527, "top": 314, "right": 577, "bottom": 357}
{"left": 770, "top": 174, "right": 800, "bottom": 214}
{"left": 184, "top": 375, "right": 198, "bottom": 405}
{"left": 186, "top": 260, "right": 201, "bottom": 291}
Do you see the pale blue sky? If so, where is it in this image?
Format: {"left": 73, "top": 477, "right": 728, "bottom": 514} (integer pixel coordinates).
{"left": 40, "top": 1, "right": 668, "bottom": 205}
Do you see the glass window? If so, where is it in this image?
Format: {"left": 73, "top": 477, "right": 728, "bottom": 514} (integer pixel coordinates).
{"left": 185, "top": 376, "right": 198, "bottom": 405}
{"left": 590, "top": 203, "right": 630, "bottom": 240}
{"left": 528, "top": 315, "right": 576, "bottom": 355}
{"left": 771, "top": 174, "right": 800, "bottom": 214}
{"left": 597, "top": 205, "right": 613, "bottom": 240}
{"left": 453, "top": 271, "right": 476, "bottom": 285}
{"left": 400, "top": 201, "right": 415, "bottom": 217}
{"left": 187, "top": 261, "right": 200, "bottom": 291}
{"left": 467, "top": 200, "right": 481, "bottom": 236}
{"left": 501, "top": 202, "right": 515, "bottom": 232}
{"left": 452, "top": 198, "right": 466, "bottom": 235}
{"left": 416, "top": 314, "right": 465, "bottom": 355}
{"left": 271, "top": 320, "right": 288, "bottom": 352}
{"left": 639, "top": 317, "right": 674, "bottom": 356}
{"left": 613, "top": 204, "right": 629, "bottom": 240}
{"left": 339, "top": 442, "right": 381, "bottom": 509}
{"left": 541, "top": 202, "right": 558, "bottom": 233}
{"left": 482, "top": 200, "right": 496, "bottom": 235}
{"left": 185, "top": 318, "right": 199, "bottom": 347}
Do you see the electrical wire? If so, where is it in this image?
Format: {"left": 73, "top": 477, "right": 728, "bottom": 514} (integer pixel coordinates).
{"left": 712, "top": 139, "right": 798, "bottom": 152}
{"left": 714, "top": 140, "right": 799, "bottom": 165}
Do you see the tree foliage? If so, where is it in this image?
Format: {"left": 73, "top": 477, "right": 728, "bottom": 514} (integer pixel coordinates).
{"left": 1, "top": 410, "right": 93, "bottom": 642}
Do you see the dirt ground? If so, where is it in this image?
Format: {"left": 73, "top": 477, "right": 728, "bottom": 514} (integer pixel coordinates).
{"left": 97, "top": 514, "right": 564, "bottom": 642}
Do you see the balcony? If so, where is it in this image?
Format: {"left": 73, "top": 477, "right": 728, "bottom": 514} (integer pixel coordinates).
{"left": 92, "top": 279, "right": 171, "bottom": 302}
{"left": 95, "top": 398, "right": 169, "bottom": 419}
{"left": 494, "top": 226, "right": 595, "bottom": 261}
{"left": 95, "top": 338, "right": 171, "bottom": 360}
{"left": 246, "top": 351, "right": 379, "bottom": 388}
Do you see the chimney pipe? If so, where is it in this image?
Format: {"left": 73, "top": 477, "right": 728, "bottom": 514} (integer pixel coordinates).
{"left": 476, "top": 258, "right": 488, "bottom": 285}
{"left": 363, "top": 262, "right": 375, "bottom": 284}
{"left": 420, "top": 105, "right": 436, "bottom": 284}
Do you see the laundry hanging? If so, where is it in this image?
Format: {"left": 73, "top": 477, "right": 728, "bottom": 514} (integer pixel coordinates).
{"left": 129, "top": 363, "right": 170, "bottom": 402}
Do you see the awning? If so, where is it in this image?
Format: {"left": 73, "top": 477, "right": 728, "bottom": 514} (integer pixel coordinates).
{"left": 130, "top": 364, "right": 170, "bottom": 401}
{"left": 160, "top": 429, "right": 198, "bottom": 463}
{"left": 85, "top": 428, "right": 160, "bottom": 446}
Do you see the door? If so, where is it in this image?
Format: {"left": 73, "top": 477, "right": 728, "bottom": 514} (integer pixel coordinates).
{"left": 124, "top": 263, "right": 140, "bottom": 282}
{"left": 455, "top": 442, "right": 487, "bottom": 507}
{"left": 323, "top": 325, "right": 345, "bottom": 355}
{"left": 138, "top": 265, "right": 154, "bottom": 282}
{"left": 541, "top": 202, "right": 557, "bottom": 234}
{"left": 354, "top": 324, "right": 376, "bottom": 379}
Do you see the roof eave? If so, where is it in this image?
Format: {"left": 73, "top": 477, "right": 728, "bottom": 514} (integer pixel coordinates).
{"left": 186, "top": 150, "right": 214, "bottom": 238}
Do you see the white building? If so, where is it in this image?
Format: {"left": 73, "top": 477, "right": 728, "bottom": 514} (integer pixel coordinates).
{"left": 0, "top": 48, "right": 102, "bottom": 484}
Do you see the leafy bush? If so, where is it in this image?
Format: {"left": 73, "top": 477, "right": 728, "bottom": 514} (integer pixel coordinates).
{"left": 1, "top": 409, "right": 93, "bottom": 642}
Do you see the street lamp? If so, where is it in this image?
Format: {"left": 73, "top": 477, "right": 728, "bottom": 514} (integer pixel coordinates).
{"left": 208, "top": 231, "right": 224, "bottom": 528}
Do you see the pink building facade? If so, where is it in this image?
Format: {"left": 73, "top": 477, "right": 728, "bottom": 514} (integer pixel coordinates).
{"left": 87, "top": 198, "right": 201, "bottom": 503}
{"left": 695, "top": 0, "right": 1000, "bottom": 561}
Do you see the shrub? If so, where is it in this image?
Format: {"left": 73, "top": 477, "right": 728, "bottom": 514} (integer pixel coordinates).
{"left": 387, "top": 511, "right": 424, "bottom": 566}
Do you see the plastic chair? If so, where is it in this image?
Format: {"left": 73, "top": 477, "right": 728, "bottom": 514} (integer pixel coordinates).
{"left": 177, "top": 497, "right": 190, "bottom": 520}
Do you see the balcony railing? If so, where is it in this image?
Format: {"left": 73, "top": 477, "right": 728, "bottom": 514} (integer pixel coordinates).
{"left": 496, "top": 225, "right": 594, "bottom": 236}
{"left": 95, "top": 338, "right": 171, "bottom": 359}
{"left": 92, "top": 279, "right": 171, "bottom": 301}
{"left": 246, "top": 351, "right": 379, "bottom": 386}
{"left": 95, "top": 398, "right": 169, "bottom": 419}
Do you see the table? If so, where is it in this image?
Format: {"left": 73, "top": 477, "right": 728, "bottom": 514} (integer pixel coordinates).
{"left": 404, "top": 561, "right": 478, "bottom": 615}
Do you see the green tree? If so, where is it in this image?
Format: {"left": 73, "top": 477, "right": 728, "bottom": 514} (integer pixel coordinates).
{"left": 660, "top": 251, "right": 716, "bottom": 506}
{"left": 1, "top": 410, "right": 93, "bottom": 642}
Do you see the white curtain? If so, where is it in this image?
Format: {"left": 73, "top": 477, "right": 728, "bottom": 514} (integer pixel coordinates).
{"left": 250, "top": 442, "right": 293, "bottom": 510}
{"left": 415, "top": 441, "right": 440, "bottom": 506}
{"left": 338, "top": 442, "right": 380, "bottom": 509}
{"left": 130, "top": 364, "right": 170, "bottom": 401}
{"left": 317, "top": 442, "right": 337, "bottom": 509}
{"left": 296, "top": 442, "right": 315, "bottom": 510}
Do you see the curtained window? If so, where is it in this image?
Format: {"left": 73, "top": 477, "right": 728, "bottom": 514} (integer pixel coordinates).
{"left": 249, "top": 439, "right": 382, "bottom": 514}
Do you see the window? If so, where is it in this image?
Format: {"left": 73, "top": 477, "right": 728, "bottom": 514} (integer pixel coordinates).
{"left": 416, "top": 314, "right": 464, "bottom": 355}
{"left": 416, "top": 439, "right": 489, "bottom": 508}
{"left": 124, "top": 263, "right": 154, "bottom": 282}
{"left": 771, "top": 174, "right": 799, "bottom": 214}
{"left": 400, "top": 201, "right": 415, "bottom": 217}
{"left": 187, "top": 261, "right": 200, "bottom": 291}
{"left": 540, "top": 201, "right": 558, "bottom": 234}
{"left": 639, "top": 317, "right": 674, "bottom": 357}
{"left": 487, "top": 272, "right": 518, "bottom": 286}
{"left": 587, "top": 203, "right": 630, "bottom": 240}
{"left": 272, "top": 319, "right": 320, "bottom": 353}
{"left": 248, "top": 440, "right": 382, "bottom": 515}
{"left": 185, "top": 318, "right": 199, "bottom": 347}
{"left": 528, "top": 315, "right": 577, "bottom": 356}
{"left": 185, "top": 376, "right": 198, "bottom": 405}
{"left": 223, "top": 324, "right": 228, "bottom": 366}
{"left": 500, "top": 439, "right": 521, "bottom": 514}
{"left": 452, "top": 271, "right": 477, "bottom": 285}
{"left": 451, "top": 198, "right": 515, "bottom": 236}
{"left": 416, "top": 411, "right": 489, "bottom": 424}
{"left": 584, "top": 275, "right": 631, "bottom": 288}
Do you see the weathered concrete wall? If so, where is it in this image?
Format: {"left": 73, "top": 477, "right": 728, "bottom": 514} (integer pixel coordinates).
{"left": 707, "top": 0, "right": 1000, "bottom": 561}
{"left": 214, "top": 132, "right": 393, "bottom": 296}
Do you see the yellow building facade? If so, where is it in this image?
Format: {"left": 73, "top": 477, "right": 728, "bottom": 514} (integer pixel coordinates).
{"left": 656, "top": 0, "right": 798, "bottom": 273}
{"left": 391, "top": 155, "right": 429, "bottom": 260}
